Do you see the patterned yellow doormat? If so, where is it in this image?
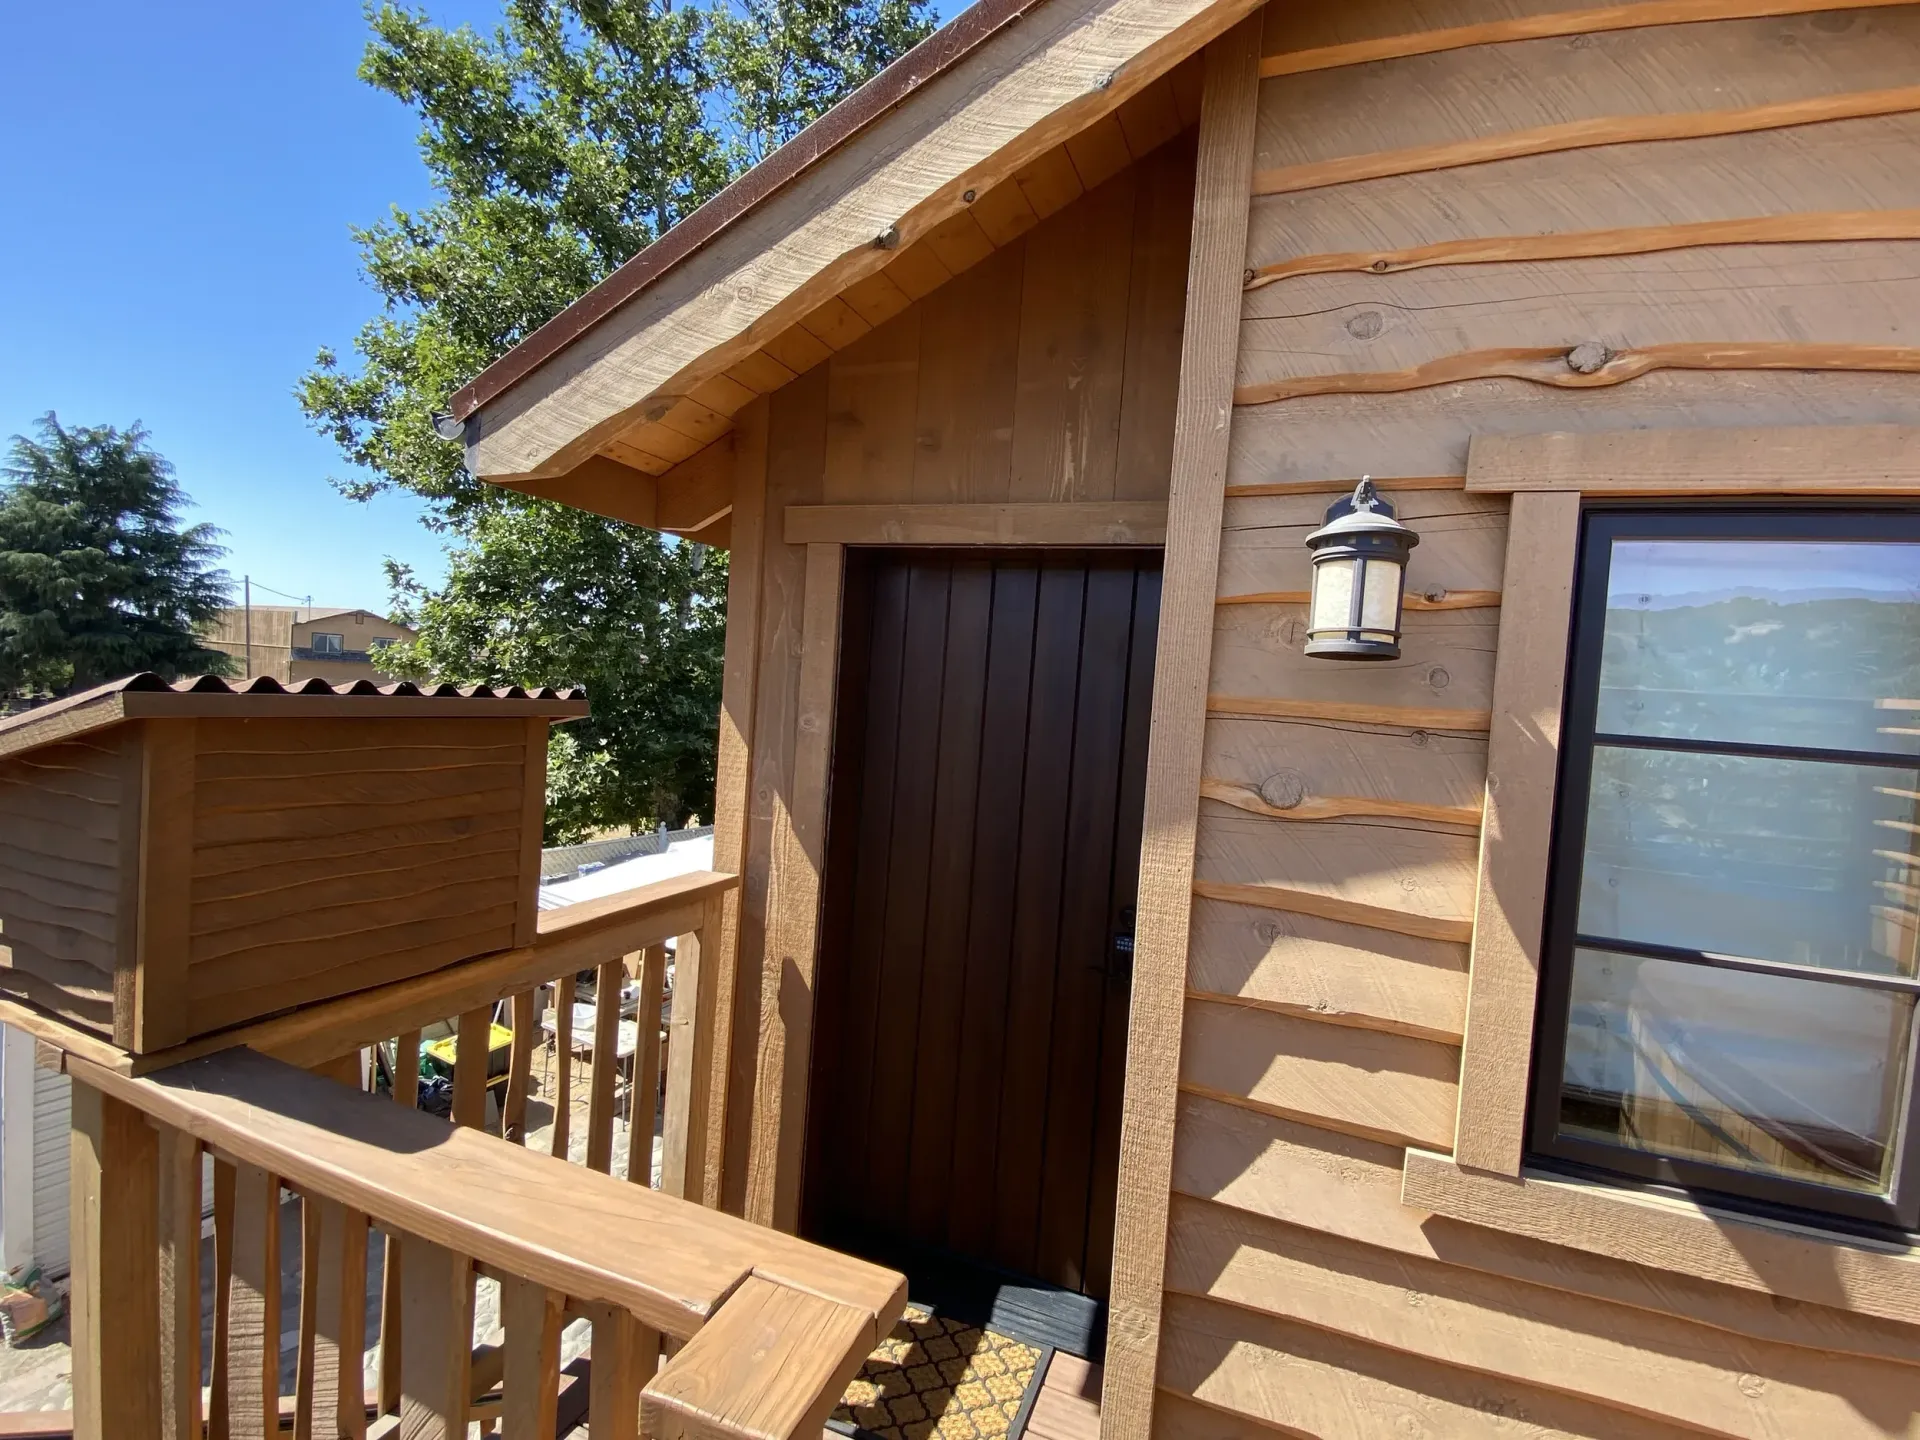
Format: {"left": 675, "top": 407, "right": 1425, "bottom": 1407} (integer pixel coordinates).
{"left": 830, "top": 1306, "right": 1048, "bottom": 1440}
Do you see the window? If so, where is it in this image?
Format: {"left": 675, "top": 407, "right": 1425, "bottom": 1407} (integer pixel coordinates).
{"left": 369, "top": 636, "right": 396, "bottom": 652}
{"left": 311, "top": 632, "right": 344, "bottom": 657}
{"left": 1532, "top": 510, "right": 1920, "bottom": 1233}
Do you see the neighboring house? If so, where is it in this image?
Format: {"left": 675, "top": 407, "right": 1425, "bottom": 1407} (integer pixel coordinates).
{"left": 202, "top": 606, "right": 417, "bottom": 684}
{"left": 0, "top": 1028, "right": 69, "bottom": 1280}
{"left": 442, "top": 1, "right": 1920, "bottom": 1433}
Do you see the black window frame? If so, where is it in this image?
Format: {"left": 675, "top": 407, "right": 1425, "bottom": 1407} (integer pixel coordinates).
{"left": 1529, "top": 504, "right": 1920, "bottom": 1237}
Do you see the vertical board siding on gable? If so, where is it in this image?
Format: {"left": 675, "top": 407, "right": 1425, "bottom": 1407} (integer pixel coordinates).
{"left": 717, "top": 138, "right": 1199, "bottom": 1212}
{"left": 1154, "top": 0, "right": 1920, "bottom": 1435}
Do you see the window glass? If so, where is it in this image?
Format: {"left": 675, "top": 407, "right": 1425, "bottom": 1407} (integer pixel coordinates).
{"left": 1597, "top": 540, "right": 1920, "bottom": 754}
{"left": 1561, "top": 949, "right": 1911, "bottom": 1196}
{"left": 1539, "top": 515, "right": 1920, "bottom": 1227}
{"left": 1578, "top": 747, "right": 1920, "bottom": 976}
{"left": 312, "top": 632, "right": 344, "bottom": 656}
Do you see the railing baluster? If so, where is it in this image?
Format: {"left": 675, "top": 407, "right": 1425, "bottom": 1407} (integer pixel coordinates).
{"left": 501, "top": 1276, "right": 564, "bottom": 1437}
{"left": 504, "top": 987, "right": 537, "bottom": 1144}
{"left": 662, "top": 912, "right": 719, "bottom": 1203}
{"left": 379, "top": 1030, "right": 421, "bottom": 1420}
{"left": 398, "top": 1238, "right": 475, "bottom": 1440}
{"left": 583, "top": 1302, "right": 656, "bottom": 1440}
{"left": 295, "top": 1195, "right": 369, "bottom": 1440}
{"left": 68, "top": 1082, "right": 161, "bottom": 1440}
{"left": 452, "top": 1005, "right": 492, "bottom": 1131}
{"left": 156, "top": 1124, "right": 202, "bottom": 1440}
{"left": 587, "top": 957, "right": 623, "bottom": 1173}
{"left": 551, "top": 973, "right": 576, "bottom": 1160}
{"left": 227, "top": 1162, "right": 283, "bottom": 1440}
{"left": 210, "top": 1159, "right": 236, "bottom": 1440}
{"left": 626, "top": 944, "right": 667, "bottom": 1187}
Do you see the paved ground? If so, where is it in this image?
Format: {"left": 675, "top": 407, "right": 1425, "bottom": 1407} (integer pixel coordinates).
{"left": 0, "top": 1056, "right": 657, "bottom": 1418}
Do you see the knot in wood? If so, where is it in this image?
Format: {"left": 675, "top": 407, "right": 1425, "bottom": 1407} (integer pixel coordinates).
{"left": 1258, "top": 770, "right": 1307, "bottom": 811}
{"left": 1566, "top": 341, "right": 1613, "bottom": 374}
{"left": 1346, "top": 310, "right": 1384, "bottom": 341}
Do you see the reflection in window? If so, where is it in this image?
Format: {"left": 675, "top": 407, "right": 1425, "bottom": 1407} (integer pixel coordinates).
{"left": 1536, "top": 515, "right": 1920, "bottom": 1230}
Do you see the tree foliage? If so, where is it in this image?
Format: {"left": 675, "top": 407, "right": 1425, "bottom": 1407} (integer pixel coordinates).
{"left": 379, "top": 505, "right": 725, "bottom": 844}
{"left": 0, "top": 416, "right": 233, "bottom": 700}
{"left": 300, "top": 0, "right": 933, "bottom": 833}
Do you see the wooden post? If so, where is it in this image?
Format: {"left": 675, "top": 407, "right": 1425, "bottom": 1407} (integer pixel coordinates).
{"left": 587, "top": 957, "right": 624, "bottom": 1172}
{"left": 662, "top": 895, "right": 728, "bottom": 1204}
{"left": 745, "top": 542, "right": 843, "bottom": 1231}
{"left": 1101, "top": 17, "right": 1264, "bottom": 1440}
{"left": 379, "top": 1030, "right": 421, "bottom": 1417}
{"left": 501, "top": 1278, "right": 565, "bottom": 1437}
{"left": 626, "top": 945, "right": 668, "bottom": 1187}
{"left": 226, "top": 1163, "right": 283, "bottom": 1440}
{"left": 156, "top": 1125, "right": 202, "bottom": 1440}
{"left": 69, "top": 1080, "right": 161, "bottom": 1440}
{"left": 399, "top": 1239, "right": 475, "bottom": 1440}
{"left": 451, "top": 1005, "right": 492, "bottom": 1131}
{"left": 582, "top": 1303, "right": 657, "bottom": 1440}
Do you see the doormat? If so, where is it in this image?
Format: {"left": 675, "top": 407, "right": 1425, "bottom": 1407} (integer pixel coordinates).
{"left": 827, "top": 1305, "right": 1050, "bottom": 1440}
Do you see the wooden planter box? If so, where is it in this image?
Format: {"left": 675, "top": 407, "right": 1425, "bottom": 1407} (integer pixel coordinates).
{"left": 0, "top": 675, "right": 586, "bottom": 1052}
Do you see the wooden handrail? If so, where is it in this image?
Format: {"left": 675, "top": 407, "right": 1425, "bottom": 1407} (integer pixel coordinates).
{"left": 73, "top": 1049, "right": 903, "bottom": 1341}
{"left": 66, "top": 1048, "right": 904, "bottom": 1440}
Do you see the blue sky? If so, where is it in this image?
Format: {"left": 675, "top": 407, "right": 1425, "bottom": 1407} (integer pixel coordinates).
{"left": 2, "top": 1, "right": 961, "bottom": 614}
{"left": 2, "top": 2, "right": 507, "bottom": 612}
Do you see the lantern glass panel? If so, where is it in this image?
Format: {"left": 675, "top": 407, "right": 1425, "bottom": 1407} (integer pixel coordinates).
{"left": 1310, "top": 556, "right": 1358, "bottom": 634}
{"left": 1359, "top": 557, "right": 1403, "bottom": 641}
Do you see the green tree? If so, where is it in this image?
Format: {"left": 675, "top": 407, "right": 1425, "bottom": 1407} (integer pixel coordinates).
{"left": 301, "top": 0, "right": 932, "bottom": 833}
{"left": 0, "top": 416, "right": 233, "bottom": 700}
{"left": 379, "top": 504, "right": 725, "bottom": 843}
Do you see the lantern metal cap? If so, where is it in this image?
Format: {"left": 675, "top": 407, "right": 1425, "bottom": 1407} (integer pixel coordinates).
{"left": 1305, "top": 477, "right": 1419, "bottom": 550}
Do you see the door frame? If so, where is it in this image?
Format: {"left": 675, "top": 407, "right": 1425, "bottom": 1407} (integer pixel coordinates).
{"left": 739, "top": 505, "right": 1171, "bottom": 1234}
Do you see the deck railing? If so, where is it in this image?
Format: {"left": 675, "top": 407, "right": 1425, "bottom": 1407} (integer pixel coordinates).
{"left": 38, "top": 870, "right": 905, "bottom": 1440}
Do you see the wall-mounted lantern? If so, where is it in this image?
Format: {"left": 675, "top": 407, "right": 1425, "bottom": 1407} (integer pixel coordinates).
{"left": 1304, "top": 477, "right": 1419, "bottom": 661}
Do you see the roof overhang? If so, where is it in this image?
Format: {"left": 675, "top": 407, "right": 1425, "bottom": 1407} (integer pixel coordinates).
{"left": 456, "top": 0, "right": 1257, "bottom": 488}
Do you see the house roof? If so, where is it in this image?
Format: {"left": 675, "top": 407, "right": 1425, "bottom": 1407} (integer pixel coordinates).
{"left": 0, "top": 673, "right": 588, "bottom": 763}
{"left": 455, "top": 0, "right": 1255, "bottom": 485}
{"left": 447, "top": 0, "right": 1053, "bottom": 425}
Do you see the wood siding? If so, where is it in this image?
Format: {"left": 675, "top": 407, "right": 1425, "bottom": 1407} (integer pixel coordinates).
{"left": 0, "top": 735, "right": 126, "bottom": 1031}
{"left": 719, "top": 137, "right": 1199, "bottom": 1220}
{"left": 1152, "top": 1, "right": 1920, "bottom": 1436}
{"left": 185, "top": 717, "right": 531, "bottom": 1034}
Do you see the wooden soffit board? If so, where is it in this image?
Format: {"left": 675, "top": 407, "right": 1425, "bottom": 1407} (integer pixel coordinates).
{"left": 784, "top": 502, "right": 1168, "bottom": 546}
{"left": 462, "top": 0, "right": 1261, "bottom": 484}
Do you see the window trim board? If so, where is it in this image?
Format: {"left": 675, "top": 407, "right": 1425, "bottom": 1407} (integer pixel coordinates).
{"left": 1424, "top": 428, "right": 1920, "bottom": 1311}
{"left": 1402, "top": 1147, "right": 1920, "bottom": 1330}
{"left": 1452, "top": 489, "right": 1581, "bottom": 1175}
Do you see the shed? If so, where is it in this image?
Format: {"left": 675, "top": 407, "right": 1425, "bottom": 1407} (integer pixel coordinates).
{"left": 0, "top": 673, "right": 585, "bottom": 1052}
{"left": 449, "top": 1, "right": 1920, "bottom": 1435}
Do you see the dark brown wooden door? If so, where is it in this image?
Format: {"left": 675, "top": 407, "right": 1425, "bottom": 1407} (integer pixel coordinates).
{"left": 802, "top": 549, "right": 1161, "bottom": 1302}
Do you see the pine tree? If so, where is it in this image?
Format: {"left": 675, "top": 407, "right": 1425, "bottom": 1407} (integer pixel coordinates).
{"left": 0, "top": 416, "right": 234, "bottom": 699}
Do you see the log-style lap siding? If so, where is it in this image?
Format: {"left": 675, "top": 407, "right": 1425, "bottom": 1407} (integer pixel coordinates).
{"left": 1152, "top": 0, "right": 1920, "bottom": 1435}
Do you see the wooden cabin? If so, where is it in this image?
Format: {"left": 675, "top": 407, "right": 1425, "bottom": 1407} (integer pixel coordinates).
{"left": 446, "top": 0, "right": 1920, "bottom": 1434}
{"left": 16, "top": 0, "right": 1920, "bottom": 1437}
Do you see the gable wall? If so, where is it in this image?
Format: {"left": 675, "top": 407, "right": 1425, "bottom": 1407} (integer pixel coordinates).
{"left": 715, "top": 136, "right": 1199, "bottom": 1215}
{"left": 1154, "top": 2, "right": 1920, "bottom": 1436}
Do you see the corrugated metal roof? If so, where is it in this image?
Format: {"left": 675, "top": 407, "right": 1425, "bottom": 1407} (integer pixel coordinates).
{"left": 0, "top": 671, "right": 588, "bottom": 760}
